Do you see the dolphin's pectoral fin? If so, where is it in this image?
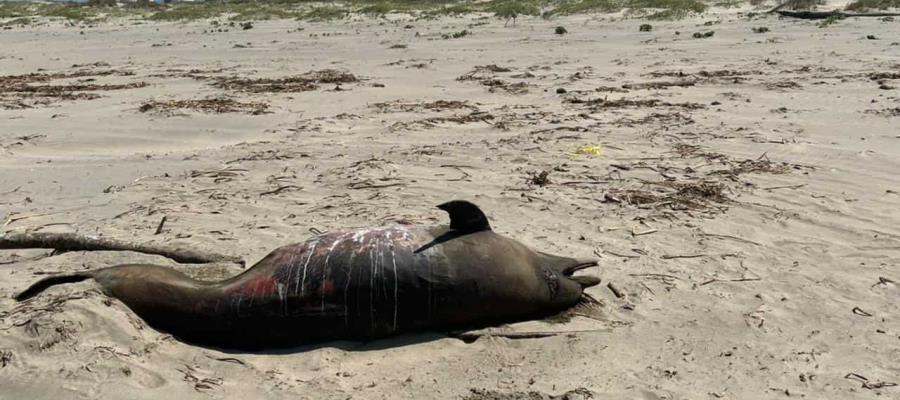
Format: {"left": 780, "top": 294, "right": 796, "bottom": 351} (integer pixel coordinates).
{"left": 413, "top": 231, "right": 461, "bottom": 254}
{"left": 436, "top": 200, "right": 491, "bottom": 233}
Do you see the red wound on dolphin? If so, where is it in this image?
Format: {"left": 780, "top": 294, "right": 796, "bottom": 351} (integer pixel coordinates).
{"left": 234, "top": 275, "right": 278, "bottom": 296}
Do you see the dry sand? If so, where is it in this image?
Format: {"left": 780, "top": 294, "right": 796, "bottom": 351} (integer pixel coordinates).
{"left": 1, "top": 5, "right": 899, "bottom": 399}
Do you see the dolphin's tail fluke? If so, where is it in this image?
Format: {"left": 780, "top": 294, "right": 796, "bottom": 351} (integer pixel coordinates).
{"left": 14, "top": 272, "right": 93, "bottom": 301}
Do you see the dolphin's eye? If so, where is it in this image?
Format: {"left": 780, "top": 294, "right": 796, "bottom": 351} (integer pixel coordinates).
{"left": 541, "top": 266, "right": 559, "bottom": 297}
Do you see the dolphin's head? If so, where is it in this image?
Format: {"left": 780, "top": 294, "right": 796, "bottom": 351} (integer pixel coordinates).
{"left": 534, "top": 251, "right": 601, "bottom": 307}
{"left": 434, "top": 200, "right": 601, "bottom": 313}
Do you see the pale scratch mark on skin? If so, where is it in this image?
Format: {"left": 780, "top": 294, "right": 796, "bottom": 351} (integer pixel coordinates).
{"left": 299, "top": 240, "right": 319, "bottom": 296}
{"left": 369, "top": 237, "right": 377, "bottom": 333}
{"left": 352, "top": 228, "right": 372, "bottom": 243}
{"left": 248, "top": 277, "right": 258, "bottom": 308}
{"left": 381, "top": 232, "right": 390, "bottom": 303}
{"left": 343, "top": 248, "right": 357, "bottom": 327}
{"left": 279, "top": 250, "right": 298, "bottom": 316}
{"left": 353, "top": 229, "right": 369, "bottom": 322}
{"left": 391, "top": 238, "right": 399, "bottom": 332}
{"left": 285, "top": 251, "right": 298, "bottom": 292}
{"left": 321, "top": 233, "right": 348, "bottom": 313}
{"left": 277, "top": 282, "right": 287, "bottom": 316}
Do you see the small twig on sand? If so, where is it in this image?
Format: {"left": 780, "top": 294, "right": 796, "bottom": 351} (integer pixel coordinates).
{"left": 348, "top": 181, "right": 405, "bottom": 190}
{"left": 4, "top": 212, "right": 62, "bottom": 227}
{"left": 764, "top": 184, "right": 806, "bottom": 191}
{"left": 154, "top": 216, "right": 167, "bottom": 235}
{"left": 631, "top": 227, "right": 657, "bottom": 237}
{"left": 0, "top": 232, "right": 243, "bottom": 265}
{"left": 629, "top": 273, "right": 682, "bottom": 281}
{"left": 844, "top": 372, "right": 898, "bottom": 390}
{"left": 607, "top": 282, "right": 625, "bottom": 298}
{"left": 852, "top": 307, "right": 873, "bottom": 317}
{"left": 440, "top": 165, "right": 472, "bottom": 182}
{"left": 700, "top": 277, "right": 762, "bottom": 286}
{"left": 259, "top": 185, "right": 302, "bottom": 196}
{"left": 450, "top": 329, "right": 609, "bottom": 342}
{"left": 871, "top": 276, "right": 895, "bottom": 288}
{"left": 604, "top": 250, "right": 640, "bottom": 259}
{"left": 662, "top": 254, "right": 706, "bottom": 259}
{"left": 1, "top": 186, "right": 22, "bottom": 195}
{"left": 557, "top": 180, "right": 609, "bottom": 186}
{"left": 698, "top": 231, "right": 761, "bottom": 246}
{"left": 206, "top": 355, "right": 247, "bottom": 366}
{"left": 0, "top": 251, "right": 53, "bottom": 265}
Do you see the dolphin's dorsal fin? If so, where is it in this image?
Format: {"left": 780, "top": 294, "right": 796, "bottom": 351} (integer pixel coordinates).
{"left": 436, "top": 200, "right": 492, "bottom": 233}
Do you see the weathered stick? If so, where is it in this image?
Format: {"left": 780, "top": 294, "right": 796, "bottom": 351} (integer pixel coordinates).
{"left": 0, "top": 232, "right": 243, "bottom": 265}
{"left": 607, "top": 282, "right": 625, "bottom": 298}
{"left": 699, "top": 277, "right": 762, "bottom": 286}
{"left": 154, "top": 216, "right": 167, "bottom": 235}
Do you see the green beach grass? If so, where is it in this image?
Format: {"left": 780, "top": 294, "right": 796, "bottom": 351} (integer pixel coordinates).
{"left": 0, "top": 0, "right": 784, "bottom": 26}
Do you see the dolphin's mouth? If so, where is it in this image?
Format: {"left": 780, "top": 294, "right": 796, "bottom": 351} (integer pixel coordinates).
{"left": 562, "top": 259, "right": 599, "bottom": 276}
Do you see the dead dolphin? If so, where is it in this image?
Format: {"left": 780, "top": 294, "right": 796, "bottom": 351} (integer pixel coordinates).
{"left": 15, "top": 200, "right": 600, "bottom": 349}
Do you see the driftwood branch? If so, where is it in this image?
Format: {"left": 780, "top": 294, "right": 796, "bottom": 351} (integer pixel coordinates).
{"left": 775, "top": 10, "right": 900, "bottom": 19}
{"left": 0, "top": 232, "right": 244, "bottom": 265}
{"left": 607, "top": 282, "right": 625, "bottom": 298}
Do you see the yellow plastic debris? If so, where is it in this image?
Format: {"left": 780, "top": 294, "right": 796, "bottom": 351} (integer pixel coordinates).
{"left": 574, "top": 144, "right": 603, "bottom": 156}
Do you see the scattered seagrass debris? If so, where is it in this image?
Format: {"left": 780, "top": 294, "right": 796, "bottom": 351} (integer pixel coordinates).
{"left": 370, "top": 99, "right": 477, "bottom": 113}
{"left": 564, "top": 96, "right": 706, "bottom": 110}
{"left": 621, "top": 80, "right": 696, "bottom": 90}
{"left": 672, "top": 145, "right": 812, "bottom": 178}
{"left": 462, "top": 387, "right": 595, "bottom": 400}
{"left": 225, "top": 149, "right": 308, "bottom": 164}
{"left": 147, "top": 67, "right": 235, "bottom": 79}
{"left": 613, "top": 112, "right": 696, "bottom": 127}
{"left": 593, "top": 85, "right": 631, "bottom": 93}
{"left": 868, "top": 72, "right": 900, "bottom": 80}
{"left": 864, "top": 107, "right": 900, "bottom": 117}
{"left": 0, "top": 69, "right": 145, "bottom": 108}
{"left": 0, "top": 232, "right": 244, "bottom": 265}
{"left": 526, "top": 170, "right": 552, "bottom": 187}
{"left": 716, "top": 158, "right": 795, "bottom": 175}
{"left": 457, "top": 64, "right": 513, "bottom": 81}
{"left": 482, "top": 79, "right": 530, "bottom": 94}
{"left": 457, "top": 64, "right": 529, "bottom": 94}
{"left": 671, "top": 143, "right": 728, "bottom": 160}
{"left": 389, "top": 111, "right": 494, "bottom": 131}
{"left": 189, "top": 167, "right": 248, "bottom": 182}
{"left": 210, "top": 69, "right": 358, "bottom": 93}
{"left": 1, "top": 134, "right": 46, "bottom": 154}
{"left": 603, "top": 180, "right": 729, "bottom": 212}
{"left": 138, "top": 98, "right": 270, "bottom": 115}
{"left": 0, "top": 69, "right": 134, "bottom": 87}
{"left": 644, "top": 69, "right": 761, "bottom": 84}
{"left": 765, "top": 80, "right": 802, "bottom": 90}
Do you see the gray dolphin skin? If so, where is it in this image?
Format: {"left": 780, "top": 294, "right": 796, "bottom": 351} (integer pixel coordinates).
{"left": 14, "top": 201, "right": 600, "bottom": 350}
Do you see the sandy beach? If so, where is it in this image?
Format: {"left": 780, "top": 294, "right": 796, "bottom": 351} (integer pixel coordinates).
{"left": 1, "top": 4, "right": 899, "bottom": 399}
